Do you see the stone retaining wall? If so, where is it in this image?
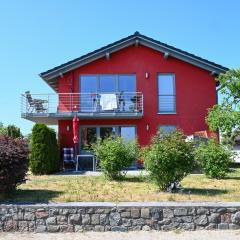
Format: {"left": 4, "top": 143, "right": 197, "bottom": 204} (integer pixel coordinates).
{"left": 1, "top": 202, "right": 240, "bottom": 232}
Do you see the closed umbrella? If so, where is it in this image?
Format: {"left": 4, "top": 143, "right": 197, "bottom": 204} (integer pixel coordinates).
{"left": 73, "top": 115, "right": 79, "bottom": 158}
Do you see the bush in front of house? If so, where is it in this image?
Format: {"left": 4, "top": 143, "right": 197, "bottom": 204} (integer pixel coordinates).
{"left": 141, "top": 130, "right": 195, "bottom": 191}
{"left": 30, "top": 124, "right": 59, "bottom": 175}
{"left": 195, "top": 139, "right": 232, "bottom": 179}
{"left": 0, "top": 135, "right": 29, "bottom": 194}
{"left": 93, "top": 137, "right": 138, "bottom": 180}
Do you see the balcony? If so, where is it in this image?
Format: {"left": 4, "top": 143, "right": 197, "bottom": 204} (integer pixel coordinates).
{"left": 21, "top": 92, "right": 143, "bottom": 124}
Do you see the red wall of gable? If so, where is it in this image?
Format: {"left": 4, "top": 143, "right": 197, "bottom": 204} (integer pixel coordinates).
{"left": 58, "top": 45, "right": 217, "bottom": 148}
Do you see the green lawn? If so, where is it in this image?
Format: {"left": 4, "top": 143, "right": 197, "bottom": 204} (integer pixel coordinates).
{"left": 1, "top": 169, "right": 240, "bottom": 203}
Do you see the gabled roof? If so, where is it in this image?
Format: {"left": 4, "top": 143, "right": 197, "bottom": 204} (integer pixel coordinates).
{"left": 40, "top": 31, "right": 229, "bottom": 91}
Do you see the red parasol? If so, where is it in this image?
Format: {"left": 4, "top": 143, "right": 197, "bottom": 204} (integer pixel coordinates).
{"left": 73, "top": 116, "right": 79, "bottom": 156}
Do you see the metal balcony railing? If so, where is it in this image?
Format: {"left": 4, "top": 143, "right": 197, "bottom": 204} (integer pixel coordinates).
{"left": 21, "top": 92, "right": 143, "bottom": 118}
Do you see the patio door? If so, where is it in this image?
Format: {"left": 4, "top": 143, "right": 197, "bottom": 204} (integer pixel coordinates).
{"left": 79, "top": 126, "right": 137, "bottom": 170}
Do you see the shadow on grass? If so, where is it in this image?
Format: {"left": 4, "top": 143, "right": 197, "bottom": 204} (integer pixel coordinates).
{"left": 119, "top": 175, "right": 146, "bottom": 183}
{"left": 178, "top": 188, "right": 228, "bottom": 196}
{"left": 0, "top": 189, "right": 63, "bottom": 204}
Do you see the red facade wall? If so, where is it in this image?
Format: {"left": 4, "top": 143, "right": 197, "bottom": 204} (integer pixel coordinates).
{"left": 58, "top": 45, "right": 217, "bottom": 149}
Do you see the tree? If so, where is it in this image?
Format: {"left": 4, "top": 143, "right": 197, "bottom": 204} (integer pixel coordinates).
{"left": 7, "top": 124, "right": 23, "bottom": 138}
{"left": 206, "top": 69, "right": 240, "bottom": 145}
{"left": 0, "top": 122, "right": 7, "bottom": 136}
{"left": 0, "top": 123, "right": 23, "bottom": 138}
{"left": 30, "top": 124, "right": 59, "bottom": 174}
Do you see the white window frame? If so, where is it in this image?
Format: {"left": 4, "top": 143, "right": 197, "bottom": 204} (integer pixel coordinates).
{"left": 157, "top": 73, "right": 176, "bottom": 114}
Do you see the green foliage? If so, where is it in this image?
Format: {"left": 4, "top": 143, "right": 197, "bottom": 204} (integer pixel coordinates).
{"left": 0, "top": 122, "right": 7, "bottom": 136}
{"left": 6, "top": 124, "right": 23, "bottom": 138}
{"left": 206, "top": 69, "right": 240, "bottom": 145}
{"left": 141, "top": 130, "right": 195, "bottom": 191}
{"left": 93, "top": 137, "right": 138, "bottom": 180}
{"left": 30, "top": 124, "right": 59, "bottom": 175}
{"left": 0, "top": 135, "right": 29, "bottom": 194}
{"left": 195, "top": 139, "right": 232, "bottom": 179}
{"left": 0, "top": 122, "right": 23, "bottom": 138}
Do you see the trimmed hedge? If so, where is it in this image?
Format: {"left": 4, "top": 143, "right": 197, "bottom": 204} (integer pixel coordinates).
{"left": 29, "top": 124, "right": 59, "bottom": 175}
{"left": 0, "top": 135, "right": 29, "bottom": 194}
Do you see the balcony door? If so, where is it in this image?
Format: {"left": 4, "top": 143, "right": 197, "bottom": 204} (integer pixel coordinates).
{"left": 79, "top": 74, "right": 136, "bottom": 112}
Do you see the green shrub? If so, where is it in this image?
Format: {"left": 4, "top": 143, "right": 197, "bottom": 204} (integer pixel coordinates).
{"left": 141, "top": 130, "right": 195, "bottom": 191}
{"left": 0, "top": 136, "right": 29, "bottom": 194}
{"left": 7, "top": 124, "right": 23, "bottom": 138}
{"left": 195, "top": 139, "right": 232, "bottom": 179}
{"left": 30, "top": 124, "right": 59, "bottom": 175}
{"left": 93, "top": 137, "right": 137, "bottom": 180}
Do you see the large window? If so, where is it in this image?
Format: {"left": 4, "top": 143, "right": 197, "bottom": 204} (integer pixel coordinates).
{"left": 159, "top": 125, "right": 176, "bottom": 133}
{"left": 158, "top": 74, "right": 176, "bottom": 113}
{"left": 80, "top": 74, "right": 136, "bottom": 112}
{"left": 80, "top": 74, "right": 136, "bottom": 93}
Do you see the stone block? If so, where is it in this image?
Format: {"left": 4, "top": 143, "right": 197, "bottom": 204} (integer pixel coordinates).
{"left": 141, "top": 208, "right": 150, "bottom": 219}
{"left": 111, "top": 226, "right": 127, "bottom": 232}
{"left": 46, "top": 217, "right": 57, "bottom": 225}
{"left": 121, "top": 211, "right": 131, "bottom": 218}
{"left": 131, "top": 209, "right": 140, "bottom": 218}
{"left": 218, "top": 223, "right": 229, "bottom": 230}
{"left": 36, "top": 211, "right": 49, "bottom": 219}
{"left": 94, "top": 225, "right": 105, "bottom": 232}
{"left": 182, "top": 223, "right": 195, "bottom": 230}
{"left": 69, "top": 214, "right": 81, "bottom": 225}
{"left": 47, "top": 225, "right": 60, "bottom": 232}
{"left": 82, "top": 214, "right": 90, "bottom": 225}
{"left": 163, "top": 208, "right": 174, "bottom": 218}
{"left": 194, "top": 215, "right": 208, "bottom": 226}
{"left": 174, "top": 208, "right": 188, "bottom": 216}
{"left": 24, "top": 212, "right": 35, "bottom": 221}
{"left": 109, "top": 212, "right": 121, "bottom": 226}
{"left": 229, "top": 223, "right": 240, "bottom": 230}
{"left": 18, "top": 221, "right": 28, "bottom": 232}
{"left": 91, "top": 214, "right": 100, "bottom": 225}
{"left": 57, "top": 215, "right": 68, "bottom": 225}
{"left": 100, "top": 214, "right": 109, "bottom": 225}
{"left": 232, "top": 211, "right": 240, "bottom": 224}
{"left": 205, "top": 223, "right": 217, "bottom": 230}
{"left": 35, "top": 225, "right": 47, "bottom": 233}
{"left": 221, "top": 213, "right": 232, "bottom": 223}
{"left": 208, "top": 213, "right": 220, "bottom": 223}
{"left": 142, "top": 225, "right": 151, "bottom": 231}
{"left": 132, "top": 218, "right": 145, "bottom": 226}
{"left": 197, "top": 208, "right": 210, "bottom": 215}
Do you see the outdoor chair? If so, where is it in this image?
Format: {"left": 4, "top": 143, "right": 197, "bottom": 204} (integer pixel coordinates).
{"left": 116, "top": 91, "right": 125, "bottom": 112}
{"left": 63, "top": 147, "right": 76, "bottom": 169}
{"left": 25, "top": 91, "right": 48, "bottom": 113}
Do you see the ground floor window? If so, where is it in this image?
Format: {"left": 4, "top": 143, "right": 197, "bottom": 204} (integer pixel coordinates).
{"left": 79, "top": 126, "right": 136, "bottom": 170}
{"left": 80, "top": 126, "right": 136, "bottom": 152}
{"left": 159, "top": 124, "right": 176, "bottom": 133}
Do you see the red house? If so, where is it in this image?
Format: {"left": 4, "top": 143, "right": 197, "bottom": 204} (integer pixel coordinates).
{"left": 21, "top": 32, "right": 228, "bottom": 170}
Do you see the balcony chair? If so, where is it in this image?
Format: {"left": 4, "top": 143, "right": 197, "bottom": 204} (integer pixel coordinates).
{"left": 25, "top": 91, "right": 48, "bottom": 113}
{"left": 116, "top": 91, "right": 125, "bottom": 112}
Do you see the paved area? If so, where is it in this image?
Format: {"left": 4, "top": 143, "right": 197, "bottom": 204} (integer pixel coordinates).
{"left": 56, "top": 170, "right": 146, "bottom": 176}
{"left": 1, "top": 231, "right": 240, "bottom": 240}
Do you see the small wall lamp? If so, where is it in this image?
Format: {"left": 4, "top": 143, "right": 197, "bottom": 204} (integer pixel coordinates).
{"left": 66, "top": 125, "right": 70, "bottom": 132}
{"left": 145, "top": 72, "right": 149, "bottom": 79}
{"left": 146, "top": 124, "right": 150, "bottom": 131}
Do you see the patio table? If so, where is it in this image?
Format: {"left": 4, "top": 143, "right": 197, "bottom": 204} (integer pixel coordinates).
{"left": 76, "top": 154, "right": 96, "bottom": 172}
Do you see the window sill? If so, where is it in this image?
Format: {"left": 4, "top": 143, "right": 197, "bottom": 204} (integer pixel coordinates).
{"left": 157, "top": 112, "right": 177, "bottom": 115}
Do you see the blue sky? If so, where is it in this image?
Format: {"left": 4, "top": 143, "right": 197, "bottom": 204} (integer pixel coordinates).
{"left": 0, "top": 0, "right": 239, "bottom": 135}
